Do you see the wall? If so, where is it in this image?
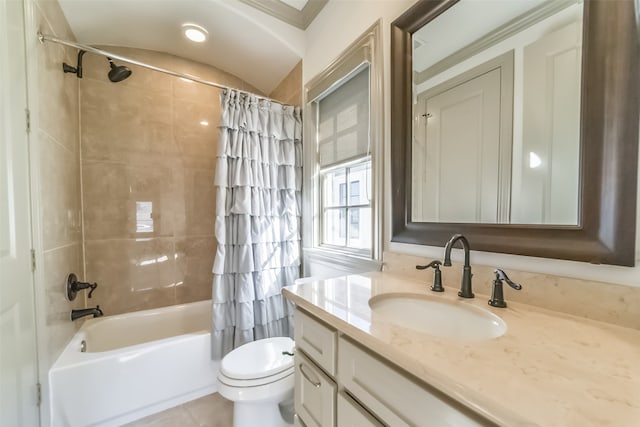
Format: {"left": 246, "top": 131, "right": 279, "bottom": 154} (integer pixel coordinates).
{"left": 270, "top": 60, "right": 302, "bottom": 106}
{"left": 79, "top": 47, "right": 263, "bottom": 315}
{"left": 303, "top": 1, "right": 640, "bottom": 315}
{"left": 26, "top": 0, "right": 83, "bottom": 423}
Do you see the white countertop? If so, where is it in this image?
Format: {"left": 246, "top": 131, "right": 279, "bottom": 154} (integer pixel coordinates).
{"left": 282, "top": 272, "right": 640, "bottom": 427}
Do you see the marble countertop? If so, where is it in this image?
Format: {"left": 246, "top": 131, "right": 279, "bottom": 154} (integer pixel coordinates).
{"left": 282, "top": 272, "right": 640, "bottom": 427}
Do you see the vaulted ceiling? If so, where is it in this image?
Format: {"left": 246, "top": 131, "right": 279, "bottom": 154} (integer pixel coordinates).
{"left": 57, "top": 0, "right": 325, "bottom": 94}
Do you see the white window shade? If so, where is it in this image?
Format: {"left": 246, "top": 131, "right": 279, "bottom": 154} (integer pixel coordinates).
{"left": 317, "top": 66, "right": 370, "bottom": 167}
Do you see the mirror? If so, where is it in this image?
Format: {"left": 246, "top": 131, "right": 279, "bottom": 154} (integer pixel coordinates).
{"left": 411, "top": 0, "right": 583, "bottom": 225}
{"left": 390, "top": 0, "right": 639, "bottom": 266}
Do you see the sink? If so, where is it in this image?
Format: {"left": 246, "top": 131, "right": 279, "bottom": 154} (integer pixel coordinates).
{"left": 369, "top": 293, "right": 506, "bottom": 341}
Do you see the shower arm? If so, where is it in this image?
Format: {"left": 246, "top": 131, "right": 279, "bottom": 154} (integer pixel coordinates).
{"left": 37, "top": 32, "right": 280, "bottom": 103}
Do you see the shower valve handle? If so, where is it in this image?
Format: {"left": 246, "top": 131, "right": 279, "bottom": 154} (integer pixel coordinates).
{"left": 67, "top": 273, "right": 98, "bottom": 300}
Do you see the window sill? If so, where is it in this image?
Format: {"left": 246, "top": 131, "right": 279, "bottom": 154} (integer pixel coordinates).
{"left": 302, "top": 247, "right": 382, "bottom": 278}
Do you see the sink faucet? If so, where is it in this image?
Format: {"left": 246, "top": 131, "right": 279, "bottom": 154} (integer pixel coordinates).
{"left": 71, "top": 306, "right": 103, "bottom": 321}
{"left": 443, "top": 234, "right": 474, "bottom": 298}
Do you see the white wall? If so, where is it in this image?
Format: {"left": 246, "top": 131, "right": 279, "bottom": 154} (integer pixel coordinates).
{"left": 304, "top": 0, "right": 640, "bottom": 288}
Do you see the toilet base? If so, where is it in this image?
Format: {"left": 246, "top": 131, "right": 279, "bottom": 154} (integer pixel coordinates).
{"left": 233, "top": 393, "right": 294, "bottom": 427}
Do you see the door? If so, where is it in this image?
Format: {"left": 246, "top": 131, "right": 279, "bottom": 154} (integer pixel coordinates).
{"left": 0, "top": 0, "right": 40, "bottom": 425}
{"left": 516, "top": 20, "right": 582, "bottom": 225}
{"left": 416, "top": 68, "right": 502, "bottom": 223}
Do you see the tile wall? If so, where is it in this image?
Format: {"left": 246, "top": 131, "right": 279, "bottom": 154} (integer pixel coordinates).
{"left": 33, "top": 0, "right": 84, "bottom": 366}
{"left": 269, "top": 60, "right": 302, "bottom": 106}
{"left": 79, "top": 48, "right": 264, "bottom": 315}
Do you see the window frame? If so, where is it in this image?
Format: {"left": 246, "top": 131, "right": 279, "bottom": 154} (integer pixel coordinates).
{"left": 302, "top": 21, "right": 383, "bottom": 264}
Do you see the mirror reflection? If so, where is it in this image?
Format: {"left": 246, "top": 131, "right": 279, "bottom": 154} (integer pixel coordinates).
{"left": 411, "top": 0, "right": 583, "bottom": 225}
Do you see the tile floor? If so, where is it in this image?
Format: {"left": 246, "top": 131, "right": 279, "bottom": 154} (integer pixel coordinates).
{"left": 123, "top": 393, "right": 233, "bottom": 427}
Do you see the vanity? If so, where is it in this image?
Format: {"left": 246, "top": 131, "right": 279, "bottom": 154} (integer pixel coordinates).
{"left": 283, "top": 272, "right": 640, "bottom": 426}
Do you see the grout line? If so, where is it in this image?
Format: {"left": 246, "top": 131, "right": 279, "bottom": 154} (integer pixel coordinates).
{"left": 42, "top": 242, "right": 80, "bottom": 254}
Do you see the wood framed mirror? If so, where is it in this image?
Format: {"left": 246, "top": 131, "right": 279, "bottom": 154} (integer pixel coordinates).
{"left": 390, "top": 0, "right": 639, "bottom": 266}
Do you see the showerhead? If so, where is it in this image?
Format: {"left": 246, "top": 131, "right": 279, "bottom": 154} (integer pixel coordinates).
{"left": 107, "top": 58, "right": 132, "bottom": 82}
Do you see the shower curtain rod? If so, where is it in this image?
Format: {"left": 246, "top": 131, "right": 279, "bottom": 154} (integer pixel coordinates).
{"left": 37, "top": 32, "right": 280, "bottom": 103}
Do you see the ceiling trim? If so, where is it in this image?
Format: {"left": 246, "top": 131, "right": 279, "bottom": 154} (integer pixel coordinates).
{"left": 238, "top": 0, "right": 328, "bottom": 29}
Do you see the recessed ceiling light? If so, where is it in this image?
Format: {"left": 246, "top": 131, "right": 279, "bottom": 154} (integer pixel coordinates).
{"left": 182, "top": 24, "right": 208, "bottom": 43}
{"left": 200, "top": 120, "right": 209, "bottom": 126}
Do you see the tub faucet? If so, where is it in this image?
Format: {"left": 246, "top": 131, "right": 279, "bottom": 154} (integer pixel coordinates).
{"left": 71, "top": 306, "right": 103, "bottom": 321}
{"left": 443, "top": 234, "right": 474, "bottom": 298}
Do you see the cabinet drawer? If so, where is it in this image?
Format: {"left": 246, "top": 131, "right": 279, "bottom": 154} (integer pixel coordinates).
{"left": 295, "top": 350, "right": 337, "bottom": 427}
{"left": 337, "top": 392, "right": 384, "bottom": 427}
{"left": 338, "top": 337, "right": 490, "bottom": 427}
{"left": 294, "top": 309, "right": 337, "bottom": 375}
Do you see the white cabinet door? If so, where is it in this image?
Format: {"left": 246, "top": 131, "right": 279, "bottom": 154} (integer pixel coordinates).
{"left": 338, "top": 337, "right": 490, "bottom": 427}
{"left": 0, "top": 0, "right": 40, "bottom": 425}
{"left": 295, "top": 350, "right": 337, "bottom": 427}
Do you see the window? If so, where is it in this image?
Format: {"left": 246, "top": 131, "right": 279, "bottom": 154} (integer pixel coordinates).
{"left": 302, "top": 21, "right": 384, "bottom": 271}
{"left": 316, "top": 66, "right": 372, "bottom": 254}
{"left": 303, "top": 21, "right": 382, "bottom": 264}
{"left": 321, "top": 160, "right": 371, "bottom": 251}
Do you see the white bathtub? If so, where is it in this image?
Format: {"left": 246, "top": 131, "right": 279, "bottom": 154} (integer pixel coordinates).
{"left": 50, "top": 300, "right": 219, "bottom": 426}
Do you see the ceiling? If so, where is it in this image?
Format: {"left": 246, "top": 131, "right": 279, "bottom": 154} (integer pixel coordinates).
{"left": 57, "top": 0, "right": 318, "bottom": 94}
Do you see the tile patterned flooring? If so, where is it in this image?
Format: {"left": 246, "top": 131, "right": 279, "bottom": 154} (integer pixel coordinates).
{"left": 123, "top": 393, "right": 233, "bottom": 427}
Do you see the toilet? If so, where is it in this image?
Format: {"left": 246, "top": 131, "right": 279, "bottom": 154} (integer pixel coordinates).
{"left": 217, "top": 337, "right": 295, "bottom": 427}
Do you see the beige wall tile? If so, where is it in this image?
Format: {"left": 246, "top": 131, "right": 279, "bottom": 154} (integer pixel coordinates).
{"left": 269, "top": 61, "right": 302, "bottom": 106}
{"left": 173, "top": 99, "right": 219, "bottom": 169}
{"left": 173, "top": 78, "right": 221, "bottom": 105}
{"left": 84, "top": 238, "right": 177, "bottom": 315}
{"left": 42, "top": 243, "right": 84, "bottom": 362}
{"left": 82, "top": 160, "right": 175, "bottom": 239}
{"left": 80, "top": 79, "right": 174, "bottom": 163}
{"left": 175, "top": 168, "right": 216, "bottom": 237}
{"left": 38, "top": 130, "right": 82, "bottom": 251}
{"left": 36, "top": 13, "right": 79, "bottom": 154}
{"left": 175, "top": 237, "right": 215, "bottom": 304}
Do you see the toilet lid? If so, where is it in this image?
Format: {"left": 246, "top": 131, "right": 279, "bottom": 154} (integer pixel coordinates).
{"left": 221, "top": 337, "right": 295, "bottom": 380}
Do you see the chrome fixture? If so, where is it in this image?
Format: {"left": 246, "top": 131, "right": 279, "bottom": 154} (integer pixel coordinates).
{"left": 71, "top": 306, "right": 103, "bottom": 321}
{"left": 416, "top": 260, "right": 443, "bottom": 292}
{"left": 488, "top": 269, "right": 522, "bottom": 308}
{"left": 443, "top": 234, "right": 474, "bottom": 298}
{"left": 67, "top": 273, "right": 97, "bottom": 301}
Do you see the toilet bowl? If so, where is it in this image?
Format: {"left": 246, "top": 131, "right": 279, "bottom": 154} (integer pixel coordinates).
{"left": 217, "top": 337, "right": 295, "bottom": 427}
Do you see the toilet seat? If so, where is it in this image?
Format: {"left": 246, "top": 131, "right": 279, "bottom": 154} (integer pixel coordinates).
{"left": 219, "top": 366, "right": 294, "bottom": 388}
{"left": 220, "top": 337, "right": 295, "bottom": 383}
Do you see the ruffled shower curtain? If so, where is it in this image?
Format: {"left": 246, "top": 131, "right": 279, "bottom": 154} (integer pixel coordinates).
{"left": 211, "top": 90, "right": 302, "bottom": 360}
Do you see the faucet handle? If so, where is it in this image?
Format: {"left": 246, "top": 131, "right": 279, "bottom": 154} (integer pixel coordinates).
{"left": 87, "top": 283, "right": 98, "bottom": 298}
{"left": 494, "top": 269, "right": 522, "bottom": 290}
{"left": 488, "top": 269, "right": 522, "bottom": 308}
{"left": 416, "top": 260, "right": 444, "bottom": 292}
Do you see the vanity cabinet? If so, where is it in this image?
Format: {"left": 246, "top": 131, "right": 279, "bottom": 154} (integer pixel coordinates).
{"left": 293, "top": 308, "right": 492, "bottom": 427}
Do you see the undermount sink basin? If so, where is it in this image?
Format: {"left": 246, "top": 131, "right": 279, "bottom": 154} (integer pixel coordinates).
{"left": 369, "top": 293, "right": 506, "bottom": 341}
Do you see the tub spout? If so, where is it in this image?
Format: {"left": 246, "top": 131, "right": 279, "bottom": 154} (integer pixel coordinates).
{"left": 71, "top": 306, "right": 103, "bottom": 321}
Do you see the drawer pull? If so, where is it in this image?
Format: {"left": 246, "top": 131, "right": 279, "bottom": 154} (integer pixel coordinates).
{"left": 299, "top": 363, "right": 321, "bottom": 388}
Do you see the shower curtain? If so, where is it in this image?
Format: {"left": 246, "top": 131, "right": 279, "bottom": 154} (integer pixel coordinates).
{"left": 211, "top": 90, "right": 302, "bottom": 359}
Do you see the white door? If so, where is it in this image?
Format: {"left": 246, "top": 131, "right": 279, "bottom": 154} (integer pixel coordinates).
{"left": 517, "top": 21, "right": 582, "bottom": 225}
{"left": 415, "top": 68, "right": 502, "bottom": 223}
{"left": 0, "top": 0, "right": 40, "bottom": 425}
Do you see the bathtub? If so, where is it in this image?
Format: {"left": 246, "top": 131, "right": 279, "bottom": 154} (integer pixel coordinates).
{"left": 50, "top": 300, "right": 219, "bottom": 426}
